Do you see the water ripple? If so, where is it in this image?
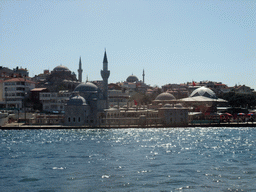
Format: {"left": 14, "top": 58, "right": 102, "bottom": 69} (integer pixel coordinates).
{"left": 0, "top": 128, "right": 256, "bottom": 191}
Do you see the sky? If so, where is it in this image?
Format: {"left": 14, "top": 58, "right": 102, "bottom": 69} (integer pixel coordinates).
{"left": 1, "top": 0, "right": 255, "bottom": 89}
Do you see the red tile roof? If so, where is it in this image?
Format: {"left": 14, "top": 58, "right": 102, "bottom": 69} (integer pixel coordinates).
{"left": 4, "top": 78, "right": 35, "bottom": 84}
{"left": 30, "top": 88, "right": 48, "bottom": 92}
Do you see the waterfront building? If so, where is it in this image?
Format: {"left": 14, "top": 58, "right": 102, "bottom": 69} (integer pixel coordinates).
{"left": 108, "top": 89, "right": 130, "bottom": 108}
{"left": 158, "top": 103, "right": 189, "bottom": 126}
{"left": 104, "top": 106, "right": 159, "bottom": 127}
{"left": 3, "top": 78, "right": 35, "bottom": 109}
{"left": 29, "top": 114, "right": 64, "bottom": 125}
{"left": 39, "top": 90, "right": 71, "bottom": 113}
{"left": 0, "top": 80, "right": 4, "bottom": 105}
{"left": 149, "top": 92, "right": 177, "bottom": 109}
{"left": 103, "top": 102, "right": 189, "bottom": 127}
{"left": 64, "top": 51, "right": 110, "bottom": 126}
{"left": 64, "top": 95, "right": 90, "bottom": 126}
{"left": 180, "top": 86, "right": 227, "bottom": 115}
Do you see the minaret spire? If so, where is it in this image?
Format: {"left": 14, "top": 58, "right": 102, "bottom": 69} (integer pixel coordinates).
{"left": 103, "top": 49, "right": 108, "bottom": 64}
{"left": 101, "top": 50, "right": 110, "bottom": 109}
{"left": 78, "top": 56, "right": 83, "bottom": 82}
{"left": 143, "top": 69, "right": 145, "bottom": 84}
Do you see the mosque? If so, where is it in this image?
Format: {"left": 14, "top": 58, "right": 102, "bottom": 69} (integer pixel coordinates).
{"left": 61, "top": 51, "right": 225, "bottom": 127}
{"left": 64, "top": 51, "right": 110, "bottom": 126}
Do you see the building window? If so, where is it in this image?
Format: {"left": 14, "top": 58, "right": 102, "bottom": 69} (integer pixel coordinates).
{"left": 68, "top": 117, "right": 71, "bottom": 122}
{"left": 73, "top": 117, "right": 75, "bottom": 122}
{"left": 78, "top": 117, "right": 80, "bottom": 122}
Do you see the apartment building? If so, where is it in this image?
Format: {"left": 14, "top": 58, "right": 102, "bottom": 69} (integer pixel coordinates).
{"left": 3, "top": 78, "right": 35, "bottom": 109}
{"left": 39, "top": 90, "right": 71, "bottom": 112}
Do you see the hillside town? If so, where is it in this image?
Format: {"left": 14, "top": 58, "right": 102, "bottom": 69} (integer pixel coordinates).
{"left": 0, "top": 52, "right": 255, "bottom": 127}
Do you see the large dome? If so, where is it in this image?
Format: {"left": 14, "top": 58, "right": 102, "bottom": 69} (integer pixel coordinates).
{"left": 155, "top": 92, "right": 176, "bottom": 101}
{"left": 67, "top": 95, "right": 86, "bottom": 106}
{"left": 53, "top": 65, "right": 70, "bottom": 72}
{"left": 126, "top": 75, "right": 139, "bottom": 83}
{"left": 190, "top": 86, "right": 217, "bottom": 99}
{"left": 74, "top": 82, "right": 98, "bottom": 92}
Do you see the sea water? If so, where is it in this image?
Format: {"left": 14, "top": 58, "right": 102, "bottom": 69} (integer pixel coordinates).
{"left": 0, "top": 127, "right": 256, "bottom": 191}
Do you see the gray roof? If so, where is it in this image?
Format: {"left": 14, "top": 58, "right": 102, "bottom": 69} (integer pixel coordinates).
{"left": 75, "top": 82, "right": 98, "bottom": 92}
{"left": 53, "top": 65, "right": 70, "bottom": 72}
{"left": 126, "top": 75, "right": 138, "bottom": 83}
{"left": 180, "top": 96, "right": 227, "bottom": 102}
{"left": 155, "top": 92, "right": 176, "bottom": 101}
{"left": 67, "top": 95, "right": 86, "bottom": 106}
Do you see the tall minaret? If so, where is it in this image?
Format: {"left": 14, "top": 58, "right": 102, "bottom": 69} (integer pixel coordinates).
{"left": 142, "top": 69, "right": 145, "bottom": 84}
{"left": 78, "top": 57, "right": 83, "bottom": 82}
{"left": 101, "top": 50, "right": 110, "bottom": 109}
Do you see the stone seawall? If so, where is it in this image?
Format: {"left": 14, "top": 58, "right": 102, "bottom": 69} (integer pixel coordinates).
{"left": 1, "top": 122, "right": 255, "bottom": 129}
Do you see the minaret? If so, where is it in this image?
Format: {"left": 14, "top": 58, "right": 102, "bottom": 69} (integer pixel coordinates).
{"left": 78, "top": 57, "right": 83, "bottom": 82}
{"left": 142, "top": 69, "right": 145, "bottom": 84}
{"left": 101, "top": 50, "right": 110, "bottom": 109}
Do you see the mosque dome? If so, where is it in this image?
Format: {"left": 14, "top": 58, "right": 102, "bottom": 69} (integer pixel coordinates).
{"left": 126, "top": 75, "right": 139, "bottom": 83}
{"left": 174, "top": 103, "right": 183, "bottom": 108}
{"left": 155, "top": 92, "right": 176, "bottom": 101}
{"left": 53, "top": 65, "right": 70, "bottom": 72}
{"left": 190, "top": 86, "right": 217, "bottom": 99}
{"left": 163, "top": 103, "right": 172, "bottom": 108}
{"left": 67, "top": 95, "right": 86, "bottom": 106}
{"left": 74, "top": 82, "right": 98, "bottom": 92}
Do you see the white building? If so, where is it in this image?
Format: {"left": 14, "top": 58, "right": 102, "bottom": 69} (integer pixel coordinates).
{"left": 39, "top": 90, "right": 71, "bottom": 112}
{"left": 3, "top": 78, "right": 35, "bottom": 109}
{"left": 108, "top": 89, "right": 130, "bottom": 108}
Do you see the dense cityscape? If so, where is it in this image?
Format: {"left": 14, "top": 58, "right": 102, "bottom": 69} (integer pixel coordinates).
{"left": 0, "top": 51, "right": 255, "bottom": 127}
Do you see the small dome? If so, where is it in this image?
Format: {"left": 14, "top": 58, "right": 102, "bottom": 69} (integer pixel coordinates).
{"left": 107, "top": 107, "right": 119, "bottom": 111}
{"left": 67, "top": 95, "right": 86, "bottom": 106}
{"left": 127, "top": 75, "right": 139, "bottom": 83}
{"left": 74, "top": 82, "right": 98, "bottom": 92}
{"left": 155, "top": 92, "right": 176, "bottom": 101}
{"left": 190, "top": 86, "right": 217, "bottom": 99}
{"left": 174, "top": 103, "right": 183, "bottom": 108}
{"left": 163, "top": 103, "right": 172, "bottom": 108}
{"left": 53, "top": 65, "right": 70, "bottom": 72}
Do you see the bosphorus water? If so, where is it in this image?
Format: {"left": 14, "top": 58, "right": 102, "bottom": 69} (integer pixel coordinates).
{"left": 1, "top": 127, "right": 256, "bottom": 191}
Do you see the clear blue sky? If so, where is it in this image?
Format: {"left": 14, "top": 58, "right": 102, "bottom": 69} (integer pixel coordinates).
{"left": 1, "top": 0, "right": 255, "bottom": 89}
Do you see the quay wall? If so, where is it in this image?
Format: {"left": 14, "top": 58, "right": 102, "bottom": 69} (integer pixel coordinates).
{"left": 1, "top": 122, "right": 255, "bottom": 129}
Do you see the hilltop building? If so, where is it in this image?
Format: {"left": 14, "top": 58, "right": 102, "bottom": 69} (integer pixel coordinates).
{"left": 33, "top": 62, "right": 81, "bottom": 92}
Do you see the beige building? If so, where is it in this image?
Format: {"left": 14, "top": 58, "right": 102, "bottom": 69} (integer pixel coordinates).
{"left": 39, "top": 90, "right": 71, "bottom": 112}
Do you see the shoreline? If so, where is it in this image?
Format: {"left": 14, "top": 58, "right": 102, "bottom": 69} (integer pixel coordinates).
{"left": 1, "top": 122, "right": 255, "bottom": 129}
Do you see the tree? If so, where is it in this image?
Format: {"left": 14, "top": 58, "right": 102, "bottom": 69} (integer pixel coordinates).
{"left": 223, "top": 92, "right": 256, "bottom": 109}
